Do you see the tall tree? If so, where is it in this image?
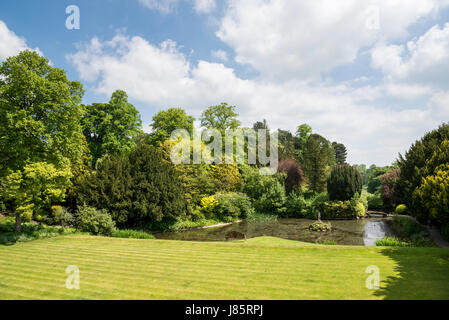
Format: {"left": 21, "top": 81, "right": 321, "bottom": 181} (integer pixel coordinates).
{"left": 0, "top": 50, "right": 85, "bottom": 231}
{"left": 0, "top": 50, "right": 85, "bottom": 175}
{"left": 302, "top": 134, "right": 334, "bottom": 193}
{"left": 148, "top": 107, "right": 195, "bottom": 146}
{"left": 332, "top": 142, "right": 348, "bottom": 165}
{"left": 200, "top": 102, "right": 241, "bottom": 133}
{"left": 294, "top": 124, "right": 312, "bottom": 163}
{"left": 82, "top": 90, "right": 143, "bottom": 162}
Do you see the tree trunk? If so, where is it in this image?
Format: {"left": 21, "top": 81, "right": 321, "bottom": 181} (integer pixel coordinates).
{"left": 15, "top": 211, "right": 22, "bottom": 233}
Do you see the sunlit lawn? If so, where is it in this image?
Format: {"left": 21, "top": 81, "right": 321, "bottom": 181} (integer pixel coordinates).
{"left": 1, "top": 235, "right": 448, "bottom": 300}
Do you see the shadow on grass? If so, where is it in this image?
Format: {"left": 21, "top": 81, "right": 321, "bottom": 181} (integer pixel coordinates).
{"left": 375, "top": 247, "right": 449, "bottom": 300}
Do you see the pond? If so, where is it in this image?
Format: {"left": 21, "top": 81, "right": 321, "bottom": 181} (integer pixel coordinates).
{"left": 154, "top": 218, "right": 395, "bottom": 246}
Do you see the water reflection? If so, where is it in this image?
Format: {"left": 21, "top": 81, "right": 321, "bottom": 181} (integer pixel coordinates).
{"left": 154, "top": 218, "right": 394, "bottom": 246}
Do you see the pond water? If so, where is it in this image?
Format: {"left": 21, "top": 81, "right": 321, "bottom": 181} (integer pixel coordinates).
{"left": 154, "top": 218, "right": 395, "bottom": 246}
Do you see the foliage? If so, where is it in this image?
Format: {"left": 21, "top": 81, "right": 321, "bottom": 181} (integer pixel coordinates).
{"left": 0, "top": 162, "right": 72, "bottom": 232}
{"left": 200, "top": 195, "right": 219, "bottom": 216}
{"left": 395, "top": 204, "right": 408, "bottom": 215}
{"left": 302, "top": 134, "right": 335, "bottom": 193}
{"left": 367, "top": 193, "right": 383, "bottom": 210}
{"left": 396, "top": 123, "right": 449, "bottom": 221}
{"left": 212, "top": 192, "right": 254, "bottom": 222}
{"left": 111, "top": 229, "right": 155, "bottom": 239}
{"left": 285, "top": 192, "right": 311, "bottom": 218}
{"left": 253, "top": 179, "right": 287, "bottom": 216}
{"left": 332, "top": 142, "right": 347, "bottom": 165}
{"left": 318, "top": 197, "right": 365, "bottom": 219}
{"left": 376, "top": 237, "right": 411, "bottom": 247}
{"left": 365, "top": 165, "right": 390, "bottom": 193}
{"left": 380, "top": 168, "right": 400, "bottom": 210}
{"left": 277, "top": 158, "right": 305, "bottom": 193}
{"left": 82, "top": 90, "right": 143, "bottom": 162}
{"left": 246, "top": 212, "right": 278, "bottom": 222}
{"left": 294, "top": 124, "right": 312, "bottom": 163}
{"left": 277, "top": 129, "right": 298, "bottom": 161}
{"left": 77, "top": 144, "right": 187, "bottom": 228}
{"left": 0, "top": 217, "right": 77, "bottom": 245}
{"left": 52, "top": 206, "right": 74, "bottom": 227}
{"left": 75, "top": 205, "right": 116, "bottom": 236}
{"left": 200, "top": 102, "right": 241, "bottom": 134}
{"left": 147, "top": 107, "right": 195, "bottom": 146}
{"left": 0, "top": 50, "right": 85, "bottom": 177}
{"left": 414, "top": 164, "right": 449, "bottom": 226}
{"left": 309, "top": 220, "right": 332, "bottom": 232}
{"left": 327, "top": 165, "right": 362, "bottom": 201}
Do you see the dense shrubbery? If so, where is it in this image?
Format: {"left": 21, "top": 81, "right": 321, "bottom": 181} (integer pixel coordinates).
{"left": 396, "top": 125, "right": 449, "bottom": 222}
{"left": 75, "top": 205, "right": 116, "bottom": 236}
{"left": 318, "top": 197, "right": 365, "bottom": 219}
{"left": 0, "top": 217, "right": 77, "bottom": 245}
{"left": 395, "top": 204, "right": 407, "bottom": 214}
{"left": 200, "top": 192, "right": 254, "bottom": 222}
{"left": 327, "top": 165, "right": 362, "bottom": 201}
{"left": 367, "top": 193, "right": 383, "bottom": 210}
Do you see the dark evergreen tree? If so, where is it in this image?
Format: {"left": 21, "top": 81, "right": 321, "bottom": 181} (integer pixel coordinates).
{"left": 327, "top": 165, "right": 363, "bottom": 201}
{"left": 332, "top": 142, "right": 348, "bottom": 165}
{"left": 396, "top": 123, "right": 449, "bottom": 222}
{"left": 77, "top": 143, "right": 187, "bottom": 228}
{"left": 277, "top": 158, "right": 306, "bottom": 193}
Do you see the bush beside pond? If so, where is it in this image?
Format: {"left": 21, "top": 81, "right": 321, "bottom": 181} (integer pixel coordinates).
{"left": 318, "top": 197, "right": 365, "bottom": 220}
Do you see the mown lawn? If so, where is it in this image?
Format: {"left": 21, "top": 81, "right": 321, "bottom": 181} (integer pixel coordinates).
{"left": 0, "top": 235, "right": 448, "bottom": 300}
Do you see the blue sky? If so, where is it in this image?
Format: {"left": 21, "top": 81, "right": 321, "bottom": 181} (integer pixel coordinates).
{"left": 1, "top": 0, "right": 449, "bottom": 166}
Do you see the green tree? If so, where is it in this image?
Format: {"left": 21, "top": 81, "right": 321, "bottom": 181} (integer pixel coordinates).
{"left": 396, "top": 123, "right": 449, "bottom": 221}
{"left": 77, "top": 143, "right": 187, "bottom": 228}
{"left": 1, "top": 162, "right": 72, "bottom": 232}
{"left": 200, "top": 102, "right": 241, "bottom": 133}
{"left": 82, "top": 90, "right": 143, "bottom": 162}
{"left": 327, "top": 165, "right": 362, "bottom": 201}
{"left": 0, "top": 50, "right": 85, "bottom": 230}
{"left": 294, "top": 124, "right": 312, "bottom": 162}
{"left": 332, "top": 142, "right": 348, "bottom": 165}
{"left": 302, "top": 134, "right": 334, "bottom": 193}
{"left": 148, "top": 107, "right": 195, "bottom": 146}
{"left": 0, "top": 50, "right": 85, "bottom": 176}
{"left": 414, "top": 164, "right": 449, "bottom": 229}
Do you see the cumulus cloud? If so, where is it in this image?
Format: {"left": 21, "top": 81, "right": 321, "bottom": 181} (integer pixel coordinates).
{"left": 0, "top": 20, "right": 41, "bottom": 60}
{"left": 216, "top": 0, "right": 449, "bottom": 80}
{"left": 372, "top": 23, "right": 449, "bottom": 89}
{"left": 211, "top": 49, "right": 228, "bottom": 62}
{"left": 67, "top": 33, "right": 446, "bottom": 165}
{"left": 194, "top": 0, "right": 216, "bottom": 13}
{"left": 138, "top": 0, "right": 179, "bottom": 13}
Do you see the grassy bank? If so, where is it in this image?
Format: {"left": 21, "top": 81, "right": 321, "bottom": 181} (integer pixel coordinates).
{"left": 1, "top": 235, "right": 449, "bottom": 299}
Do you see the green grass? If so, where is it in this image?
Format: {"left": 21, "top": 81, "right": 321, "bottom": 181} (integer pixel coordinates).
{"left": 1, "top": 235, "right": 449, "bottom": 300}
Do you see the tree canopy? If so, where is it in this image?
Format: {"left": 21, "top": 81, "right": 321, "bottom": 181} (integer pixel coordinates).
{"left": 82, "top": 90, "right": 142, "bottom": 162}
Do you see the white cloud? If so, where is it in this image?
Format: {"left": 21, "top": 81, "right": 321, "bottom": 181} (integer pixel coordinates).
{"left": 216, "top": 0, "right": 449, "bottom": 80}
{"left": 194, "top": 0, "right": 216, "bottom": 13}
{"left": 211, "top": 49, "right": 228, "bottom": 62}
{"left": 67, "top": 33, "right": 446, "bottom": 166}
{"left": 0, "top": 20, "right": 41, "bottom": 60}
{"left": 138, "top": 0, "right": 179, "bottom": 13}
{"left": 372, "top": 23, "right": 449, "bottom": 89}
